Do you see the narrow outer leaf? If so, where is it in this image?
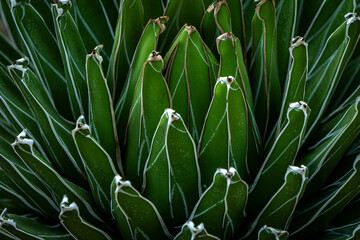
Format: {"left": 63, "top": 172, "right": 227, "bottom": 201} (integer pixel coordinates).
{"left": 298, "top": 95, "right": 360, "bottom": 195}
{"left": 305, "top": 14, "right": 360, "bottom": 140}
{"left": 8, "top": 59, "right": 86, "bottom": 184}
{"left": 190, "top": 168, "right": 248, "bottom": 240}
{"left": 72, "top": 116, "right": 118, "bottom": 214}
{"left": 142, "top": 109, "right": 201, "bottom": 226}
{"left": 199, "top": 76, "right": 258, "bottom": 187}
{"left": 8, "top": 0, "right": 70, "bottom": 118}
{"left": 174, "top": 222, "right": 220, "bottom": 240}
{"left": 12, "top": 131, "right": 105, "bottom": 227}
{"left": 111, "top": 175, "right": 172, "bottom": 240}
{"left": 0, "top": 209, "right": 71, "bottom": 240}
{"left": 247, "top": 102, "right": 310, "bottom": 217}
{"left": 164, "top": 25, "right": 218, "bottom": 143}
{"left": 59, "top": 196, "right": 112, "bottom": 240}
{"left": 291, "top": 155, "right": 360, "bottom": 238}
{"left": 52, "top": 1, "right": 88, "bottom": 119}
{"left": 124, "top": 52, "right": 171, "bottom": 189}
{"left": 241, "top": 166, "right": 308, "bottom": 240}
{"left": 86, "top": 45, "right": 122, "bottom": 175}
{"left": 251, "top": 0, "right": 282, "bottom": 139}
{"left": 114, "top": 17, "right": 168, "bottom": 151}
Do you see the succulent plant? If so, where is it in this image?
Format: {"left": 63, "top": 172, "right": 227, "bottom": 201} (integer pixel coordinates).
{"left": 0, "top": 0, "right": 359, "bottom": 239}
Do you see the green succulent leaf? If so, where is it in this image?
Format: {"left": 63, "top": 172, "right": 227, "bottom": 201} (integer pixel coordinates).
{"left": 241, "top": 165, "right": 308, "bottom": 239}
{"left": 305, "top": 14, "right": 360, "bottom": 139}
{"left": 114, "top": 16, "right": 168, "bottom": 150}
{"left": 72, "top": 116, "right": 118, "bottom": 214}
{"left": 108, "top": 0, "right": 163, "bottom": 97}
{"left": 8, "top": 59, "right": 87, "bottom": 183}
{"left": 161, "top": 0, "right": 204, "bottom": 52}
{"left": 276, "top": 37, "right": 308, "bottom": 134}
{"left": 0, "top": 209, "right": 71, "bottom": 240}
{"left": 111, "top": 175, "right": 172, "bottom": 240}
{"left": 257, "top": 225, "right": 289, "bottom": 240}
{"left": 12, "top": 131, "right": 105, "bottom": 226}
{"left": 52, "top": 0, "right": 88, "bottom": 120}
{"left": 7, "top": 0, "right": 70, "bottom": 118}
{"left": 164, "top": 25, "right": 218, "bottom": 143}
{"left": 298, "top": 95, "right": 360, "bottom": 195}
{"left": 85, "top": 45, "right": 121, "bottom": 174}
{"left": 0, "top": 33, "right": 22, "bottom": 66}
{"left": 59, "top": 196, "right": 113, "bottom": 240}
{"left": 201, "top": 1, "right": 232, "bottom": 53}
{"left": 0, "top": 135, "right": 58, "bottom": 219}
{"left": 189, "top": 168, "right": 248, "bottom": 240}
{"left": 303, "top": 0, "right": 356, "bottom": 66}
{"left": 174, "top": 221, "right": 220, "bottom": 240}
{"left": 276, "top": 0, "right": 298, "bottom": 81}
{"left": 291, "top": 154, "right": 360, "bottom": 238}
{"left": 142, "top": 109, "right": 201, "bottom": 226}
{"left": 199, "top": 76, "right": 258, "bottom": 187}
{"left": 247, "top": 102, "right": 310, "bottom": 217}
{"left": 124, "top": 51, "right": 171, "bottom": 189}
{"left": 251, "top": 0, "right": 282, "bottom": 139}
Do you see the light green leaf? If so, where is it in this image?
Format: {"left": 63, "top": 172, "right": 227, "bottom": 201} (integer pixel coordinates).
{"left": 124, "top": 52, "right": 171, "bottom": 189}
{"left": 111, "top": 175, "right": 172, "bottom": 240}
{"left": 142, "top": 109, "right": 201, "bottom": 226}
{"left": 59, "top": 196, "right": 113, "bottom": 240}
{"left": 190, "top": 168, "right": 248, "bottom": 240}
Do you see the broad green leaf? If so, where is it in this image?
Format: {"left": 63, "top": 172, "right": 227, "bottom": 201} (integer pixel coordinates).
{"left": 276, "top": 37, "right": 308, "bottom": 134}
{"left": 86, "top": 45, "right": 122, "bottom": 174}
{"left": 302, "top": 0, "right": 356, "bottom": 66}
{"left": 161, "top": 0, "right": 205, "bottom": 52}
{"left": 124, "top": 52, "right": 171, "bottom": 189}
{"left": 114, "top": 17, "right": 168, "bottom": 151}
{"left": 72, "top": 116, "right": 118, "bottom": 214}
{"left": 52, "top": 1, "right": 88, "bottom": 119}
{"left": 247, "top": 102, "right": 310, "bottom": 217}
{"left": 257, "top": 225, "right": 289, "bottom": 240}
{"left": 290, "top": 155, "right": 360, "bottom": 238}
{"left": 298, "top": 95, "right": 360, "bottom": 195}
{"left": 164, "top": 25, "right": 218, "bottom": 143}
{"left": 12, "top": 131, "right": 105, "bottom": 226}
{"left": 142, "top": 109, "right": 201, "bottom": 226}
{"left": 0, "top": 135, "right": 58, "bottom": 219}
{"left": 59, "top": 196, "right": 113, "bottom": 240}
{"left": 174, "top": 222, "right": 220, "bottom": 240}
{"left": 241, "top": 166, "right": 308, "bottom": 240}
{"left": 0, "top": 209, "right": 71, "bottom": 240}
{"left": 8, "top": 0, "right": 70, "bottom": 119}
{"left": 276, "top": 0, "right": 297, "bottom": 82}
{"left": 111, "top": 175, "right": 172, "bottom": 240}
{"left": 199, "top": 77, "right": 258, "bottom": 187}
{"left": 189, "top": 168, "right": 248, "bottom": 240}
{"left": 251, "top": 0, "right": 282, "bottom": 139}
{"left": 201, "top": 1, "right": 232, "bottom": 53}
{"left": 108, "top": 0, "right": 163, "bottom": 98}
{"left": 8, "top": 59, "right": 86, "bottom": 183}
{"left": 305, "top": 14, "right": 360, "bottom": 139}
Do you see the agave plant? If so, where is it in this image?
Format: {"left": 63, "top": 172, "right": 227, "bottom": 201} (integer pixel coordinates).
{"left": 0, "top": 0, "right": 359, "bottom": 239}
